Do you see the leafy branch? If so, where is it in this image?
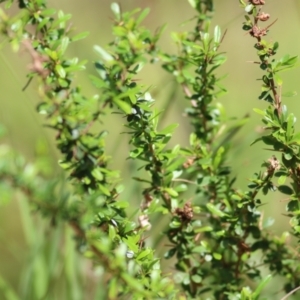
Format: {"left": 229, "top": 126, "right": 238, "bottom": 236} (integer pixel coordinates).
{"left": 1, "top": 0, "right": 300, "bottom": 299}
{"left": 0, "top": 1, "right": 176, "bottom": 298}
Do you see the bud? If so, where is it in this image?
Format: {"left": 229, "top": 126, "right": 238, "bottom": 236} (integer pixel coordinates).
{"left": 257, "top": 12, "right": 270, "bottom": 21}
{"left": 251, "top": 0, "right": 265, "bottom": 5}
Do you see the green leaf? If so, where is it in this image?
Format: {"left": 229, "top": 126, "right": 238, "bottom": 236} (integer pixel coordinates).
{"left": 129, "top": 148, "right": 143, "bottom": 158}
{"left": 241, "top": 287, "right": 252, "bottom": 299}
{"left": 167, "top": 157, "right": 186, "bottom": 172}
{"left": 37, "top": 17, "right": 51, "bottom": 30}
{"left": 290, "top": 217, "right": 298, "bottom": 227}
{"left": 91, "top": 168, "right": 104, "bottom": 181}
{"left": 44, "top": 48, "right": 57, "bottom": 60}
{"left": 253, "top": 108, "right": 265, "bottom": 116}
{"left": 278, "top": 185, "right": 293, "bottom": 195}
{"left": 98, "top": 184, "right": 111, "bottom": 196}
{"left": 201, "top": 32, "right": 210, "bottom": 51}
{"left": 159, "top": 123, "right": 179, "bottom": 135}
{"left": 58, "top": 78, "right": 69, "bottom": 87}
{"left": 136, "top": 248, "right": 151, "bottom": 261}
{"left": 58, "top": 36, "right": 69, "bottom": 56}
{"left": 195, "top": 226, "right": 213, "bottom": 233}
{"left": 164, "top": 187, "right": 178, "bottom": 197}
{"left": 129, "top": 92, "right": 137, "bottom": 105}
{"left": 123, "top": 235, "right": 140, "bottom": 253}
{"left": 284, "top": 55, "right": 298, "bottom": 66}
{"left": 286, "top": 113, "right": 295, "bottom": 141}
{"left": 282, "top": 91, "right": 297, "bottom": 97}
{"left": 113, "top": 201, "right": 129, "bottom": 209}
{"left": 250, "top": 137, "right": 263, "bottom": 146}
{"left": 214, "top": 26, "right": 221, "bottom": 44}
{"left": 278, "top": 175, "right": 287, "bottom": 185}
{"left": 252, "top": 274, "right": 272, "bottom": 299}
{"left": 55, "top": 64, "right": 66, "bottom": 78}
{"left": 213, "top": 146, "right": 224, "bottom": 169}
{"left": 111, "top": 3, "right": 121, "bottom": 20}
{"left": 109, "top": 224, "right": 117, "bottom": 240}
{"left": 121, "top": 273, "right": 144, "bottom": 293}
{"left": 108, "top": 278, "right": 118, "bottom": 299}
{"left": 188, "top": 0, "right": 197, "bottom": 8}
{"left": 164, "top": 248, "right": 176, "bottom": 259}
{"left": 274, "top": 73, "right": 282, "bottom": 86}
{"left": 153, "top": 24, "right": 167, "bottom": 42}
{"left": 52, "top": 12, "right": 72, "bottom": 28}
{"left": 4, "top": 0, "right": 14, "bottom": 8}
{"left": 136, "top": 8, "right": 150, "bottom": 26}
{"left": 245, "top": 4, "right": 253, "bottom": 13}
{"left": 206, "top": 203, "right": 227, "bottom": 217}
{"left": 283, "top": 152, "right": 293, "bottom": 160}
{"left": 213, "top": 252, "right": 222, "bottom": 260}
{"left": 64, "top": 60, "right": 87, "bottom": 72}
{"left": 263, "top": 217, "right": 275, "bottom": 229}
{"left": 288, "top": 132, "right": 300, "bottom": 144}
{"left": 191, "top": 274, "right": 202, "bottom": 283}
{"left": 94, "top": 45, "right": 114, "bottom": 62}
{"left": 170, "top": 219, "right": 181, "bottom": 228}
{"left": 42, "top": 9, "right": 57, "bottom": 16}
{"left": 71, "top": 31, "right": 89, "bottom": 42}
{"left": 273, "top": 41, "right": 279, "bottom": 51}
{"left": 114, "top": 99, "right": 132, "bottom": 114}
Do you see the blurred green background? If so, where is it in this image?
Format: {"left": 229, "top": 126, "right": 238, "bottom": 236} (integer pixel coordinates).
{"left": 1, "top": 0, "right": 300, "bottom": 298}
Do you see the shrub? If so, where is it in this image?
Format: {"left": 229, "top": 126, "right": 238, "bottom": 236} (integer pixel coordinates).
{"left": 0, "top": 0, "right": 300, "bottom": 299}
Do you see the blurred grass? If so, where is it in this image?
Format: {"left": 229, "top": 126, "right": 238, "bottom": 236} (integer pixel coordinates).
{"left": 1, "top": 0, "right": 300, "bottom": 298}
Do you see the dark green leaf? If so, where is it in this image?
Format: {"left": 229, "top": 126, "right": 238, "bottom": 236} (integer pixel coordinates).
{"left": 278, "top": 185, "right": 293, "bottom": 195}
{"left": 164, "top": 248, "right": 177, "bottom": 259}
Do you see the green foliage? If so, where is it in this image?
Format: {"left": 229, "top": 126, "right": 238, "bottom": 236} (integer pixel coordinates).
{"left": 1, "top": 0, "right": 300, "bottom": 299}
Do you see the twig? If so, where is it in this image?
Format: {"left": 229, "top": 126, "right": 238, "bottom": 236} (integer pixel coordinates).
{"left": 281, "top": 286, "right": 300, "bottom": 300}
